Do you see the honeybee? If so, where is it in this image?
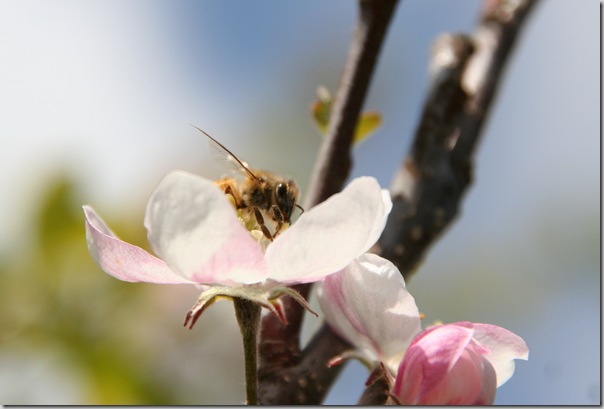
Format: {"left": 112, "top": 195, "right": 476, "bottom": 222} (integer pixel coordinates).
{"left": 193, "top": 126, "right": 303, "bottom": 241}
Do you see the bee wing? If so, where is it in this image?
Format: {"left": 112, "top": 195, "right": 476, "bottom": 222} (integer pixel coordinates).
{"left": 208, "top": 137, "right": 253, "bottom": 177}
{"left": 193, "top": 125, "right": 259, "bottom": 181}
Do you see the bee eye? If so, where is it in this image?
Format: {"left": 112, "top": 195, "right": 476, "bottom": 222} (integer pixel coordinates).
{"left": 276, "top": 183, "right": 287, "bottom": 198}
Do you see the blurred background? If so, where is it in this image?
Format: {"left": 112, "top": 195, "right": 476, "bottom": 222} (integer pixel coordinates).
{"left": 0, "top": 0, "right": 598, "bottom": 404}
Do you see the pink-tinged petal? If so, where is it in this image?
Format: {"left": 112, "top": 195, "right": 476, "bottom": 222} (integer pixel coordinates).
{"left": 144, "top": 171, "right": 267, "bottom": 285}
{"left": 467, "top": 322, "right": 529, "bottom": 387}
{"left": 393, "top": 324, "right": 496, "bottom": 405}
{"left": 394, "top": 325, "right": 474, "bottom": 402}
{"left": 477, "top": 356, "right": 498, "bottom": 404}
{"left": 265, "top": 177, "right": 392, "bottom": 284}
{"left": 418, "top": 346, "right": 497, "bottom": 405}
{"left": 317, "top": 253, "right": 421, "bottom": 373}
{"left": 83, "top": 205, "right": 195, "bottom": 284}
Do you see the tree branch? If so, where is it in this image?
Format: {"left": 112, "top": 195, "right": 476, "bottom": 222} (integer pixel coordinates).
{"left": 258, "top": 0, "right": 540, "bottom": 404}
{"left": 304, "top": 0, "right": 400, "bottom": 208}
{"left": 356, "top": 365, "right": 393, "bottom": 405}
{"left": 293, "top": 0, "right": 540, "bottom": 403}
{"left": 377, "top": 0, "right": 540, "bottom": 279}
{"left": 257, "top": 324, "right": 351, "bottom": 405}
{"left": 257, "top": 0, "right": 399, "bottom": 404}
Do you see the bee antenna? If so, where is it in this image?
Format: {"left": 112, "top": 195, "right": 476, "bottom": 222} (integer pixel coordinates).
{"left": 190, "top": 124, "right": 224, "bottom": 147}
{"left": 295, "top": 203, "right": 305, "bottom": 214}
{"left": 191, "top": 124, "right": 260, "bottom": 182}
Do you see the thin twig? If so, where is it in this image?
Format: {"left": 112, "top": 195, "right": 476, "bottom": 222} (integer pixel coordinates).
{"left": 304, "top": 0, "right": 400, "bottom": 208}
{"left": 257, "top": 0, "right": 399, "bottom": 404}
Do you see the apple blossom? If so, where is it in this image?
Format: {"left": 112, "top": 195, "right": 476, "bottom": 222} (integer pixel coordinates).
{"left": 316, "top": 253, "right": 422, "bottom": 373}
{"left": 392, "top": 322, "right": 529, "bottom": 405}
{"left": 84, "top": 170, "right": 392, "bottom": 327}
{"left": 317, "top": 254, "right": 528, "bottom": 404}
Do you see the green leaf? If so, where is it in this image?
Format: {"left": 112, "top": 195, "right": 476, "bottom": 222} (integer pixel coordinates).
{"left": 354, "top": 111, "right": 382, "bottom": 144}
{"left": 310, "top": 86, "right": 382, "bottom": 145}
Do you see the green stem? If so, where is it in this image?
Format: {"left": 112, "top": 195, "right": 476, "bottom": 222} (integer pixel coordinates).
{"left": 234, "top": 297, "right": 261, "bottom": 405}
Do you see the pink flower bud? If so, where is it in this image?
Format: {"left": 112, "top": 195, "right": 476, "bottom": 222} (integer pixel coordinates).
{"left": 393, "top": 322, "right": 528, "bottom": 405}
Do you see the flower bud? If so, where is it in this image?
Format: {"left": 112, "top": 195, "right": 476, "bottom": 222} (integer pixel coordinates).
{"left": 393, "top": 322, "right": 527, "bottom": 405}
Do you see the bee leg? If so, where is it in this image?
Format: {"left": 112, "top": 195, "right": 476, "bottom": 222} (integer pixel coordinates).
{"left": 274, "top": 222, "right": 284, "bottom": 237}
{"left": 272, "top": 206, "right": 285, "bottom": 223}
{"left": 253, "top": 207, "right": 274, "bottom": 242}
{"left": 271, "top": 206, "right": 286, "bottom": 238}
{"left": 222, "top": 185, "right": 241, "bottom": 209}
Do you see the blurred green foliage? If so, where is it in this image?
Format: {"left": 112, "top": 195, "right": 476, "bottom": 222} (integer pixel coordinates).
{"left": 311, "top": 86, "right": 382, "bottom": 144}
{"left": 0, "top": 175, "right": 243, "bottom": 404}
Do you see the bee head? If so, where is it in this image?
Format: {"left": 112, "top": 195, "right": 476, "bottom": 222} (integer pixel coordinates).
{"left": 274, "top": 180, "right": 300, "bottom": 223}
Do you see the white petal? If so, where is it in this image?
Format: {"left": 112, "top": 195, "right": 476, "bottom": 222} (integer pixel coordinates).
{"left": 83, "top": 205, "right": 194, "bottom": 284}
{"left": 471, "top": 323, "right": 529, "bottom": 387}
{"left": 144, "top": 171, "right": 267, "bottom": 285}
{"left": 265, "top": 177, "right": 392, "bottom": 283}
{"left": 317, "top": 253, "right": 422, "bottom": 373}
